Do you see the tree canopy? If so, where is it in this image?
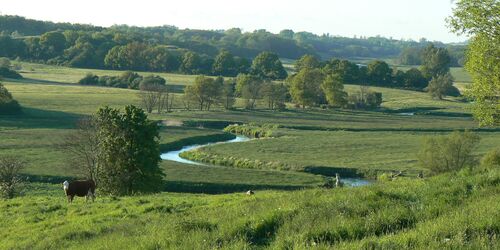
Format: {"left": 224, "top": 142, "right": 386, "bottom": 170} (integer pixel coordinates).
{"left": 448, "top": 0, "right": 499, "bottom": 126}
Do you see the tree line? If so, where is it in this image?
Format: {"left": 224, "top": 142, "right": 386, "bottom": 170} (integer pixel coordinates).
{"left": 0, "top": 15, "right": 465, "bottom": 73}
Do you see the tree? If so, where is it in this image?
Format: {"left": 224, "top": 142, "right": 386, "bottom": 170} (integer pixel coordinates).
{"left": 418, "top": 130, "right": 480, "bottom": 174}
{"left": 321, "top": 74, "right": 348, "bottom": 107}
{"left": 448, "top": 0, "right": 499, "bottom": 126}
{"left": 367, "top": 60, "right": 392, "bottom": 86}
{"left": 95, "top": 105, "right": 164, "bottom": 195}
{"left": 294, "top": 54, "right": 320, "bottom": 71}
{"left": 0, "top": 81, "right": 21, "bottom": 114}
{"left": 403, "top": 68, "right": 427, "bottom": 89}
{"left": 0, "top": 57, "right": 11, "bottom": 68}
{"left": 480, "top": 147, "right": 500, "bottom": 169}
{"left": 180, "top": 51, "right": 203, "bottom": 74}
{"left": 62, "top": 118, "right": 99, "bottom": 182}
{"left": 212, "top": 50, "right": 237, "bottom": 76}
{"left": 289, "top": 68, "right": 325, "bottom": 108}
{"left": 398, "top": 47, "right": 422, "bottom": 65}
{"left": 183, "top": 76, "right": 222, "bottom": 111}
{"left": 426, "top": 73, "right": 459, "bottom": 100}
{"left": 78, "top": 73, "right": 99, "bottom": 85}
{"left": 323, "top": 59, "right": 361, "bottom": 84}
{"left": 40, "top": 31, "right": 67, "bottom": 57}
{"left": 0, "top": 156, "right": 25, "bottom": 199}
{"left": 236, "top": 74, "right": 264, "bottom": 109}
{"left": 221, "top": 79, "right": 236, "bottom": 110}
{"left": 260, "top": 81, "right": 288, "bottom": 110}
{"left": 420, "top": 44, "right": 451, "bottom": 79}
{"left": 251, "top": 51, "right": 287, "bottom": 80}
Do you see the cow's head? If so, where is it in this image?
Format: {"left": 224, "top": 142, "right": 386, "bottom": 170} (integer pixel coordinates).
{"left": 63, "top": 181, "right": 69, "bottom": 191}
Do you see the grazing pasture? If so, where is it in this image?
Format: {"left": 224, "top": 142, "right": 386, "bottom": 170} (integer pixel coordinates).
{"left": 0, "top": 62, "right": 498, "bottom": 248}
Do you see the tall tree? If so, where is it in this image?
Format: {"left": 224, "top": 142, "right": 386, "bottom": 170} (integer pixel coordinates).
{"left": 321, "top": 74, "right": 348, "bottom": 107}
{"left": 212, "top": 50, "right": 237, "bottom": 76}
{"left": 39, "top": 31, "right": 67, "bottom": 57}
{"left": 420, "top": 44, "right": 451, "bottom": 79}
{"left": 289, "top": 68, "right": 325, "bottom": 108}
{"left": 251, "top": 51, "right": 287, "bottom": 80}
{"left": 184, "top": 75, "right": 222, "bottom": 111}
{"left": 236, "top": 74, "right": 264, "bottom": 109}
{"left": 294, "top": 54, "right": 320, "bottom": 71}
{"left": 221, "top": 78, "right": 236, "bottom": 110}
{"left": 180, "top": 51, "right": 203, "bottom": 74}
{"left": 448, "top": 0, "right": 499, "bottom": 126}
{"left": 95, "top": 105, "right": 164, "bottom": 195}
{"left": 260, "top": 82, "right": 288, "bottom": 110}
{"left": 367, "top": 60, "right": 393, "bottom": 86}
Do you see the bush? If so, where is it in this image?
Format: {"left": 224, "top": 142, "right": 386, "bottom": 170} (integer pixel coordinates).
{"left": 481, "top": 148, "right": 500, "bottom": 169}
{"left": 0, "top": 156, "right": 25, "bottom": 199}
{"left": 0, "top": 67, "right": 22, "bottom": 79}
{"left": 418, "top": 130, "right": 480, "bottom": 174}
{"left": 0, "top": 82, "right": 22, "bottom": 114}
{"left": 78, "top": 73, "right": 99, "bottom": 85}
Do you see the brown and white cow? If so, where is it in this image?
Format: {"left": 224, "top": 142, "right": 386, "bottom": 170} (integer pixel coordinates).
{"left": 63, "top": 180, "right": 96, "bottom": 203}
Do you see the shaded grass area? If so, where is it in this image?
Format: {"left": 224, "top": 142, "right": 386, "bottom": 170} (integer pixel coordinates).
{"left": 163, "top": 161, "right": 323, "bottom": 194}
{"left": 1, "top": 169, "right": 498, "bottom": 249}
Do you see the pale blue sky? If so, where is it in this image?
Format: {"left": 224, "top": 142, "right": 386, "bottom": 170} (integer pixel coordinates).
{"left": 0, "top": 0, "right": 466, "bottom": 43}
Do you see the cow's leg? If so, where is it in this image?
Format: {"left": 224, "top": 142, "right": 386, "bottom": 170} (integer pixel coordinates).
{"left": 91, "top": 191, "right": 95, "bottom": 202}
{"left": 67, "top": 195, "right": 71, "bottom": 203}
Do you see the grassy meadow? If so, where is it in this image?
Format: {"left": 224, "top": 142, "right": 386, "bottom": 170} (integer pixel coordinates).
{"left": 0, "top": 62, "right": 499, "bottom": 249}
{"left": 1, "top": 169, "right": 498, "bottom": 249}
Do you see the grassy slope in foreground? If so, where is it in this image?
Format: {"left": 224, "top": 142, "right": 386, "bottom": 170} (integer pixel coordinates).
{"left": 1, "top": 169, "right": 498, "bottom": 249}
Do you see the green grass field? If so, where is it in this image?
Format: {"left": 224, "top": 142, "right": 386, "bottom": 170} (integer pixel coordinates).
{"left": 0, "top": 62, "right": 498, "bottom": 248}
{"left": 1, "top": 169, "right": 498, "bottom": 249}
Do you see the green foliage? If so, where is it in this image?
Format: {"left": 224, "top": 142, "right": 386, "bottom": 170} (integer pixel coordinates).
{"left": 294, "top": 54, "right": 321, "bottom": 71}
{"left": 426, "top": 73, "right": 459, "bottom": 99}
{"left": 236, "top": 74, "right": 264, "bottom": 109}
{"left": 212, "top": 50, "right": 237, "bottom": 76}
{"left": 251, "top": 51, "right": 287, "bottom": 80}
{"left": 397, "top": 47, "right": 422, "bottom": 65}
{"left": 0, "top": 81, "right": 21, "bottom": 114}
{"left": 347, "top": 86, "right": 382, "bottom": 109}
{"left": 420, "top": 44, "right": 451, "bottom": 79}
{"left": 224, "top": 123, "right": 278, "bottom": 138}
{"left": 322, "top": 59, "right": 363, "bottom": 84}
{"left": 0, "top": 156, "right": 24, "bottom": 199}
{"left": 78, "top": 73, "right": 99, "bottom": 85}
{"left": 289, "top": 68, "right": 325, "bottom": 108}
{"left": 77, "top": 71, "right": 155, "bottom": 90}
{"left": 448, "top": 0, "right": 499, "bottom": 126}
{"left": 94, "top": 105, "right": 164, "bottom": 195}
{"left": 259, "top": 81, "right": 288, "bottom": 110}
{"left": 0, "top": 67, "right": 22, "bottom": 79}
{"left": 321, "top": 74, "right": 348, "bottom": 107}
{"left": 418, "top": 130, "right": 481, "bottom": 174}
{"left": 481, "top": 147, "right": 500, "bottom": 169}
{"left": 221, "top": 79, "right": 236, "bottom": 110}
{"left": 184, "top": 75, "right": 223, "bottom": 111}
{"left": 367, "top": 60, "right": 392, "bottom": 86}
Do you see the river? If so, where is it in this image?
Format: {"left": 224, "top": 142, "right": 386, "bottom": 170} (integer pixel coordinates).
{"left": 160, "top": 135, "right": 371, "bottom": 187}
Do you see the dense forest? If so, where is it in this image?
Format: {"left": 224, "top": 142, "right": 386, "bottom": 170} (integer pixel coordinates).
{"left": 0, "top": 15, "right": 466, "bottom": 76}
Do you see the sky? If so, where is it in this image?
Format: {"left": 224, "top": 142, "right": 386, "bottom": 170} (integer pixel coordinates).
{"left": 0, "top": 0, "right": 466, "bottom": 43}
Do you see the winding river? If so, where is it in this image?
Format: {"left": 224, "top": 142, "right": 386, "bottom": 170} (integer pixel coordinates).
{"left": 160, "top": 135, "right": 371, "bottom": 187}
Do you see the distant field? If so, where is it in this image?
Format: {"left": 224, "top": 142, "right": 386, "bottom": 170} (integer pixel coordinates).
{"left": 16, "top": 62, "right": 200, "bottom": 86}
